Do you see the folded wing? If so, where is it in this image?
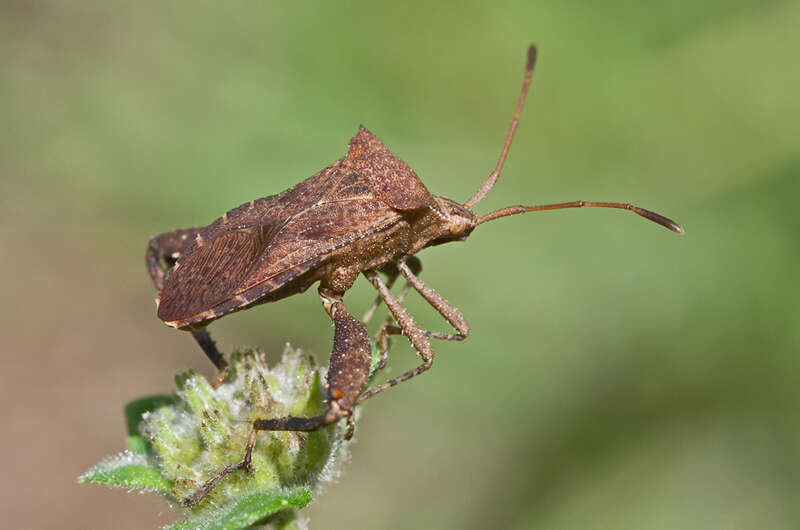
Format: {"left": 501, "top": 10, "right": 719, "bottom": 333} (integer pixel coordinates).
{"left": 157, "top": 164, "right": 404, "bottom": 326}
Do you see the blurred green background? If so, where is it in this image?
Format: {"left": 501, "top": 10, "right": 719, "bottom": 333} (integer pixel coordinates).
{"left": 2, "top": 1, "right": 799, "bottom": 529}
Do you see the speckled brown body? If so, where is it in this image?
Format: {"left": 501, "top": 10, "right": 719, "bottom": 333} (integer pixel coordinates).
{"left": 146, "top": 124, "right": 480, "bottom": 452}
{"left": 149, "top": 127, "right": 466, "bottom": 330}
{"left": 147, "top": 125, "right": 482, "bottom": 505}
{"left": 145, "top": 44, "right": 682, "bottom": 505}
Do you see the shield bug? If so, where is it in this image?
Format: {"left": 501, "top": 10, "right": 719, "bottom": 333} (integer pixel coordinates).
{"left": 146, "top": 44, "right": 683, "bottom": 504}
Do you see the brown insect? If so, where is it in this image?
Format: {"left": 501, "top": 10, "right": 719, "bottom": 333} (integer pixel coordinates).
{"left": 145, "top": 44, "right": 682, "bottom": 504}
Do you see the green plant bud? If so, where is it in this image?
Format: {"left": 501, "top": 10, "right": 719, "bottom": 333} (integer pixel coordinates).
{"left": 81, "top": 345, "right": 355, "bottom": 529}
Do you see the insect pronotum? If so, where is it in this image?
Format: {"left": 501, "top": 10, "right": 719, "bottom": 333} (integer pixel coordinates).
{"left": 145, "top": 44, "right": 683, "bottom": 504}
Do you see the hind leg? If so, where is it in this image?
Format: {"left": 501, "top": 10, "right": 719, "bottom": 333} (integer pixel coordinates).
{"left": 146, "top": 228, "right": 229, "bottom": 381}
{"left": 184, "top": 287, "right": 371, "bottom": 506}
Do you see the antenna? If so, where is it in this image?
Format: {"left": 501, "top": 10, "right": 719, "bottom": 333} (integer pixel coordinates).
{"left": 477, "top": 200, "right": 684, "bottom": 233}
{"left": 465, "top": 44, "right": 537, "bottom": 208}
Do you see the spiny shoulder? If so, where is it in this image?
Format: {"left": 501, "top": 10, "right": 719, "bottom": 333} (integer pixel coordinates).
{"left": 344, "top": 126, "right": 437, "bottom": 211}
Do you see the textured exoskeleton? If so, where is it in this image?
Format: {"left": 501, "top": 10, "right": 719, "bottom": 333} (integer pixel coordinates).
{"left": 145, "top": 45, "right": 682, "bottom": 504}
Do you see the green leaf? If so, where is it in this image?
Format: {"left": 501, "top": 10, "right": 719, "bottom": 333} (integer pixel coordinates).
{"left": 79, "top": 452, "right": 173, "bottom": 494}
{"left": 169, "top": 487, "right": 312, "bottom": 530}
{"left": 124, "top": 394, "right": 179, "bottom": 454}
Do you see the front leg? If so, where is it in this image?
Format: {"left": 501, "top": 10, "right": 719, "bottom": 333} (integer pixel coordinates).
{"left": 397, "top": 256, "right": 470, "bottom": 341}
{"left": 371, "top": 255, "right": 470, "bottom": 374}
{"left": 184, "top": 288, "right": 371, "bottom": 506}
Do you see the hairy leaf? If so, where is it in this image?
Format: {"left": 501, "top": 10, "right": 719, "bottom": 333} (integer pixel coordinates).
{"left": 79, "top": 452, "right": 172, "bottom": 494}
{"left": 168, "top": 487, "right": 312, "bottom": 530}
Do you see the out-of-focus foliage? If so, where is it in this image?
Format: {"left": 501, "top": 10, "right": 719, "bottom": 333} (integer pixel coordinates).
{"left": 2, "top": 1, "right": 799, "bottom": 529}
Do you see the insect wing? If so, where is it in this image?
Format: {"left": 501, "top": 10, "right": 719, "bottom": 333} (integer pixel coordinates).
{"left": 243, "top": 196, "right": 400, "bottom": 291}
{"left": 157, "top": 167, "right": 402, "bottom": 327}
{"left": 156, "top": 128, "right": 434, "bottom": 327}
{"left": 157, "top": 228, "right": 267, "bottom": 324}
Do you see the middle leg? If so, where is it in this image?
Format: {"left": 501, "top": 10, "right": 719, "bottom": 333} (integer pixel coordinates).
{"left": 359, "top": 270, "right": 435, "bottom": 405}
{"left": 361, "top": 257, "right": 421, "bottom": 326}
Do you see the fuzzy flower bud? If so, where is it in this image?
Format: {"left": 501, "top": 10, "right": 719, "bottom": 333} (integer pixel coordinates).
{"left": 81, "top": 345, "right": 363, "bottom": 529}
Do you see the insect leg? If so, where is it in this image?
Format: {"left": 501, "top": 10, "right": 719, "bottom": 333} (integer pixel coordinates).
{"left": 253, "top": 289, "right": 370, "bottom": 434}
{"left": 371, "top": 280, "right": 412, "bottom": 372}
{"left": 184, "top": 290, "right": 371, "bottom": 506}
{"left": 362, "top": 264, "right": 398, "bottom": 325}
{"left": 146, "top": 228, "right": 229, "bottom": 384}
{"left": 189, "top": 327, "right": 229, "bottom": 387}
{"left": 369, "top": 257, "right": 469, "bottom": 379}
{"left": 397, "top": 256, "right": 470, "bottom": 341}
{"left": 361, "top": 257, "right": 422, "bottom": 325}
{"left": 371, "top": 254, "right": 466, "bottom": 371}
{"left": 183, "top": 429, "right": 258, "bottom": 507}
{"left": 375, "top": 321, "right": 413, "bottom": 372}
{"left": 366, "top": 258, "right": 423, "bottom": 370}
{"left": 359, "top": 270, "right": 434, "bottom": 404}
